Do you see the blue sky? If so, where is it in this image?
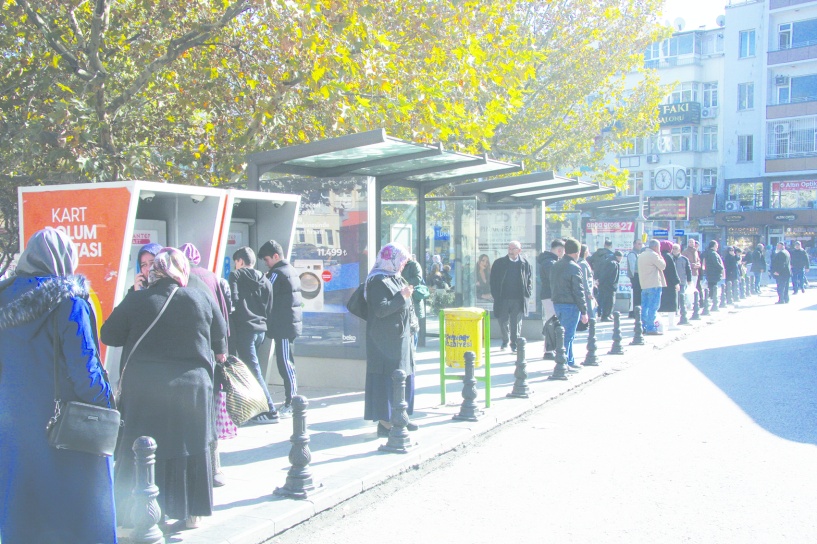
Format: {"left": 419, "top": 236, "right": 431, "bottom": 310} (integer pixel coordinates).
{"left": 662, "top": 0, "right": 727, "bottom": 30}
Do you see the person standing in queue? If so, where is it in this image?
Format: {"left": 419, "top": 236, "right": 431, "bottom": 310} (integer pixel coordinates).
{"left": 549, "top": 238, "right": 589, "bottom": 369}
{"left": 790, "top": 240, "right": 809, "bottom": 294}
{"left": 771, "top": 241, "right": 792, "bottom": 304}
{"left": 703, "top": 240, "right": 725, "bottom": 311}
{"left": 489, "top": 240, "right": 533, "bottom": 353}
{"left": 257, "top": 240, "right": 302, "bottom": 417}
{"left": 102, "top": 247, "right": 227, "bottom": 531}
{"left": 637, "top": 239, "right": 667, "bottom": 335}
{"left": 536, "top": 239, "right": 564, "bottom": 359}
{"left": 626, "top": 239, "right": 643, "bottom": 318}
{"left": 363, "top": 243, "right": 419, "bottom": 437}
{"left": 0, "top": 227, "right": 117, "bottom": 544}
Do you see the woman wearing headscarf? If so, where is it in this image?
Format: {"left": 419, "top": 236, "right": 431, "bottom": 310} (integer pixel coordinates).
{"left": 364, "top": 242, "right": 419, "bottom": 437}
{"left": 0, "top": 227, "right": 117, "bottom": 544}
{"left": 132, "top": 242, "right": 162, "bottom": 291}
{"left": 102, "top": 247, "right": 228, "bottom": 530}
{"left": 658, "top": 239, "right": 681, "bottom": 313}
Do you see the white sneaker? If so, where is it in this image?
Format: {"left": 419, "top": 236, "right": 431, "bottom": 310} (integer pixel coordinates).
{"left": 278, "top": 404, "right": 293, "bottom": 418}
{"left": 185, "top": 515, "right": 201, "bottom": 529}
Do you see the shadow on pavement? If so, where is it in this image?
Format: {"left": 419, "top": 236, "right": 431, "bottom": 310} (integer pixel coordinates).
{"left": 683, "top": 335, "right": 817, "bottom": 445}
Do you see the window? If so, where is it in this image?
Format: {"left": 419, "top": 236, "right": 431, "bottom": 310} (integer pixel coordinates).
{"left": 325, "top": 229, "right": 334, "bottom": 246}
{"left": 313, "top": 229, "right": 322, "bottom": 245}
{"left": 792, "top": 18, "right": 817, "bottom": 49}
{"left": 738, "top": 83, "right": 754, "bottom": 110}
{"left": 738, "top": 135, "right": 754, "bottom": 162}
{"left": 701, "top": 32, "right": 724, "bottom": 55}
{"left": 765, "top": 118, "right": 817, "bottom": 158}
{"left": 297, "top": 228, "right": 306, "bottom": 243}
{"left": 670, "top": 126, "right": 697, "bottom": 152}
{"left": 625, "top": 171, "right": 644, "bottom": 196}
{"left": 702, "top": 168, "right": 718, "bottom": 190}
{"left": 623, "top": 137, "right": 644, "bottom": 156}
{"left": 703, "top": 82, "right": 719, "bottom": 108}
{"left": 778, "top": 83, "right": 791, "bottom": 104}
{"left": 739, "top": 30, "right": 756, "bottom": 58}
{"left": 687, "top": 168, "right": 698, "bottom": 192}
{"left": 644, "top": 42, "right": 659, "bottom": 68}
{"left": 669, "top": 82, "right": 699, "bottom": 103}
{"left": 729, "top": 182, "right": 764, "bottom": 208}
{"left": 661, "top": 34, "right": 694, "bottom": 58}
{"left": 701, "top": 125, "right": 718, "bottom": 151}
{"left": 790, "top": 74, "right": 817, "bottom": 103}
{"left": 779, "top": 23, "right": 792, "bottom": 50}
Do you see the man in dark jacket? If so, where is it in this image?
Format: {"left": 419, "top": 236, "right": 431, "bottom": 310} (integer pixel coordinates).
{"left": 489, "top": 240, "right": 533, "bottom": 352}
{"left": 549, "top": 238, "right": 589, "bottom": 369}
{"left": 229, "top": 246, "right": 278, "bottom": 424}
{"left": 536, "top": 239, "right": 564, "bottom": 359}
{"left": 258, "top": 240, "right": 303, "bottom": 416}
{"left": 597, "top": 251, "right": 622, "bottom": 321}
{"left": 790, "top": 241, "right": 809, "bottom": 294}
{"left": 703, "top": 240, "right": 725, "bottom": 311}
{"left": 771, "top": 241, "right": 792, "bottom": 303}
{"left": 751, "top": 243, "right": 766, "bottom": 291}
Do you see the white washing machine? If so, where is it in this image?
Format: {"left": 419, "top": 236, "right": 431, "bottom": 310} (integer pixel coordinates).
{"left": 293, "top": 259, "right": 324, "bottom": 311}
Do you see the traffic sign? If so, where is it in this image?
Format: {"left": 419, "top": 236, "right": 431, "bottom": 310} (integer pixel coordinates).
{"left": 321, "top": 270, "right": 332, "bottom": 282}
{"left": 652, "top": 229, "right": 668, "bottom": 236}
{"left": 674, "top": 229, "right": 685, "bottom": 236}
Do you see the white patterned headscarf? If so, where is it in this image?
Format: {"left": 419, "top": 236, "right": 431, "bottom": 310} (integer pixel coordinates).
{"left": 364, "top": 242, "right": 410, "bottom": 298}
{"left": 148, "top": 247, "right": 190, "bottom": 287}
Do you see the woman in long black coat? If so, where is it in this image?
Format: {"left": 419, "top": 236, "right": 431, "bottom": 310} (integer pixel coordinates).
{"left": 102, "top": 247, "right": 227, "bottom": 529}
{"left": 363, "top": 242, "right": 418, "bottom": 437}
{"left": 658, "top": 240, "right": 680, "bottom": 313}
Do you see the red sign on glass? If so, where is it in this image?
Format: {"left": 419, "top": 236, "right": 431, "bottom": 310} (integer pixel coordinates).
{"left": 321, "top": 270, "right": 332, "bottom": 282}
{"left": 771, "top": 180, "right": 817, "bottom": 192}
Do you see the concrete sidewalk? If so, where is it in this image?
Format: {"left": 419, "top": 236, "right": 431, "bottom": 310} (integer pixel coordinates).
{"left": 123, "top": 288, "right": 770, "bottom": 544}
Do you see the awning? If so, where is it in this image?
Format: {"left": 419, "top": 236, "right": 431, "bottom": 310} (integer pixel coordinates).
{"left": 245, "top": 128, "right": 521, "bottom": 192}
{"left": 575, "top": 196, "right": 640, "bottom": 216}
{"left": 454, "top": 171, "right": 615, "bottom": 203}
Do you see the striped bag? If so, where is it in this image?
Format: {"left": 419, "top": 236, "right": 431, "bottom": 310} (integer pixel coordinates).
{"left": 217, "top": 355, "right": 268, "bottom": 426}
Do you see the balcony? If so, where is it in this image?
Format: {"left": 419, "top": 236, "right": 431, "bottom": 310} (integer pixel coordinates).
{"left": 767, "top": 98, "right": 817, "bottom": 119}
{"left": 768, "top": 42, "right": 817, "bottom": 65}
{"left": 770, "top": 0, "right": 814, "bottom": 9}
{"left": 766, "top": 154, "right": 817, "bottom": 172}
{"left": 643, "top": 56, "right": 703, "bottom": 70}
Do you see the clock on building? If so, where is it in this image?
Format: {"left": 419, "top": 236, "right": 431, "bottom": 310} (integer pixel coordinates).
{"left": 654, "top": 169, "right": 672, "bottom": 190}
{"left": 674, "top": 168, "right": 687, "bottom": 189}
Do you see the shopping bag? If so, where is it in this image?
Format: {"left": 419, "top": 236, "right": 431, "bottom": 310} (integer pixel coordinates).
{"left": 217, "top": 355, "right": 269, "bottom": 426}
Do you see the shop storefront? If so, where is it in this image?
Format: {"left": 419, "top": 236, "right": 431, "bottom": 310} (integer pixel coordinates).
{"left": 715, "top": 209, "right": 817, "bottom": 253}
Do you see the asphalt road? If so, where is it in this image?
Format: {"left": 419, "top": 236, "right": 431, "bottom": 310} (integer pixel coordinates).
{"left": 270, "top": 291, "right": 817, "bottom": 544}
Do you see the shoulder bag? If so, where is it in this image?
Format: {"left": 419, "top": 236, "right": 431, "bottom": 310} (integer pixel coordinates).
{"left": 346, "top": 281, "right": 368, "bottom": 320}
{"left": 217, "top": 355, "right": 270, "bottom": 426}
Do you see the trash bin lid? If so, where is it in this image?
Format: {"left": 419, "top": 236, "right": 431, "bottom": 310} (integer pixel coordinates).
{"left": 443, "top": 307, "right": 486, "bottom": 319}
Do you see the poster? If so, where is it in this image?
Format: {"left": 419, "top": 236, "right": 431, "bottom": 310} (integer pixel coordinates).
{"left": 585, "top": 221, "right": 636, "bottom": 297}
{"left": 476, "top": 207, "right": 538, "bottom": 313}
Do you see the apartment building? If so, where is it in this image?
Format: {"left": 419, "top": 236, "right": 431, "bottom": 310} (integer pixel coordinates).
{"left": 721, "top": 0, "right": 817, "bottom": 254}
{"left": 585, "top": 23, "right": 725, "bottom": 243}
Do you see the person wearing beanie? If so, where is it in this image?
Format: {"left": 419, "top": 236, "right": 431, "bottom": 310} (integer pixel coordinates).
{"left": 257, "top": 240, "right": 302, "bottom": 417}
{"left": 549, "top": 238, "right": 588, "bottom": 369}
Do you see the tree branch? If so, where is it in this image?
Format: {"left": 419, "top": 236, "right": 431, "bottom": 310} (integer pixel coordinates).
{"left": 18, "top": 0, "right": 92, "bottom": 81}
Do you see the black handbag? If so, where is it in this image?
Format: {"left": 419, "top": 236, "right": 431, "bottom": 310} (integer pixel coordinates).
{"left": 346, "top": 282, "right": 368, "bottom": 320}
{"left": 46, "top": 307, "right": 120, "bottom": 457}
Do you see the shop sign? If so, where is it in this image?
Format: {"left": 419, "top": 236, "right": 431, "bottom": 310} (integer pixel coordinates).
{"left": 773, "top": 213, "right": 797, "bottom": 222}
{"left": 722, "top": 214, "right": 744, "bottom": 223}
{"left": 647, "top": 196, "right": 689, "bottom": 220}
{"left": 728, "top": 227, "right": 760, "bottom": 235}
{"left": 653, "top": 228, "right": 669, "bottom": 236}
{"left": 697, "top": 217, "right": 715, "bottom": 227}
{"left": 658, "top": 101, "right": 701, "bottom": 126}
{"left": 771, "top": 181, "right": 817, "bottom": 192}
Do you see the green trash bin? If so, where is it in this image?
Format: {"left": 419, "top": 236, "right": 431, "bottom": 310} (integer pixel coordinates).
{"left": 443, "top": 307, "right": 485, "bottom": 368}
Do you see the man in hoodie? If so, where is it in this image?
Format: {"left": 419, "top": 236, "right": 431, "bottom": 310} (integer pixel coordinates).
{"left": 229, "top": 246, "right": 278, "bottom": 424}
{"left": 536, "top": 239, "right": 564, "bottom": 359}
{"left": 258, "top": 240, "right": 303, "bottom": 417}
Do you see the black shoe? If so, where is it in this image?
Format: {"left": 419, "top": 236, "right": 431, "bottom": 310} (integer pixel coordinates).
{"left": 510, "top": 344, "right": 517, "bottom": 353}
{"left": 248, "top": 411, "right": 279, "bottom": 425}
{"left": 543, "top": 352, "right": 555, "bottom": 360}
{"left": 500, "top": 343, "right": 508, "bottom": 351}
{"left": 377, "top": 422, "right": 390, "bottom": 437}
{"left": 406, "top": 421, "right": 419, "bottom": 431}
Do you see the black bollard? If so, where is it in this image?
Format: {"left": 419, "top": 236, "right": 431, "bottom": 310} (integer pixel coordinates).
{"left": 274, "top": 396, "right": 316, "bottom": 497}
{"left": 738, "top": 277, "right": 746, "bottom": 299}
{"left": 507, "top": 338, "right": 531, "bottom": 398}
{"left": 548, "top": 321, "right": 569, "bottom": 381}
{"left": 608, "top": 311, "right": 625, "bottom": 355}
{"left": 690, "top": 290, "right": 701, "bottom": 320}
{"left": 583, "top": 317, "right": 601, "bottom": 365}
{"left": 453, "top": 352, "right": 481, "bottom": 421}
{"left": 130, "top": 437, "right": 163, "bottom": 544}
{"left": 381, "top": 370, "right": 414, "bottom": 452}
{"left": 702, "top": 287, "right": 712, "bottom": 315}
{"left": 733, "top": 278, "right": 741, "bottom": 301}
{"left": 678, "top": 291, "right": 690, "bottom": 325}
{"left": 630, "top": 306, "right": 645, "bottom": 345}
